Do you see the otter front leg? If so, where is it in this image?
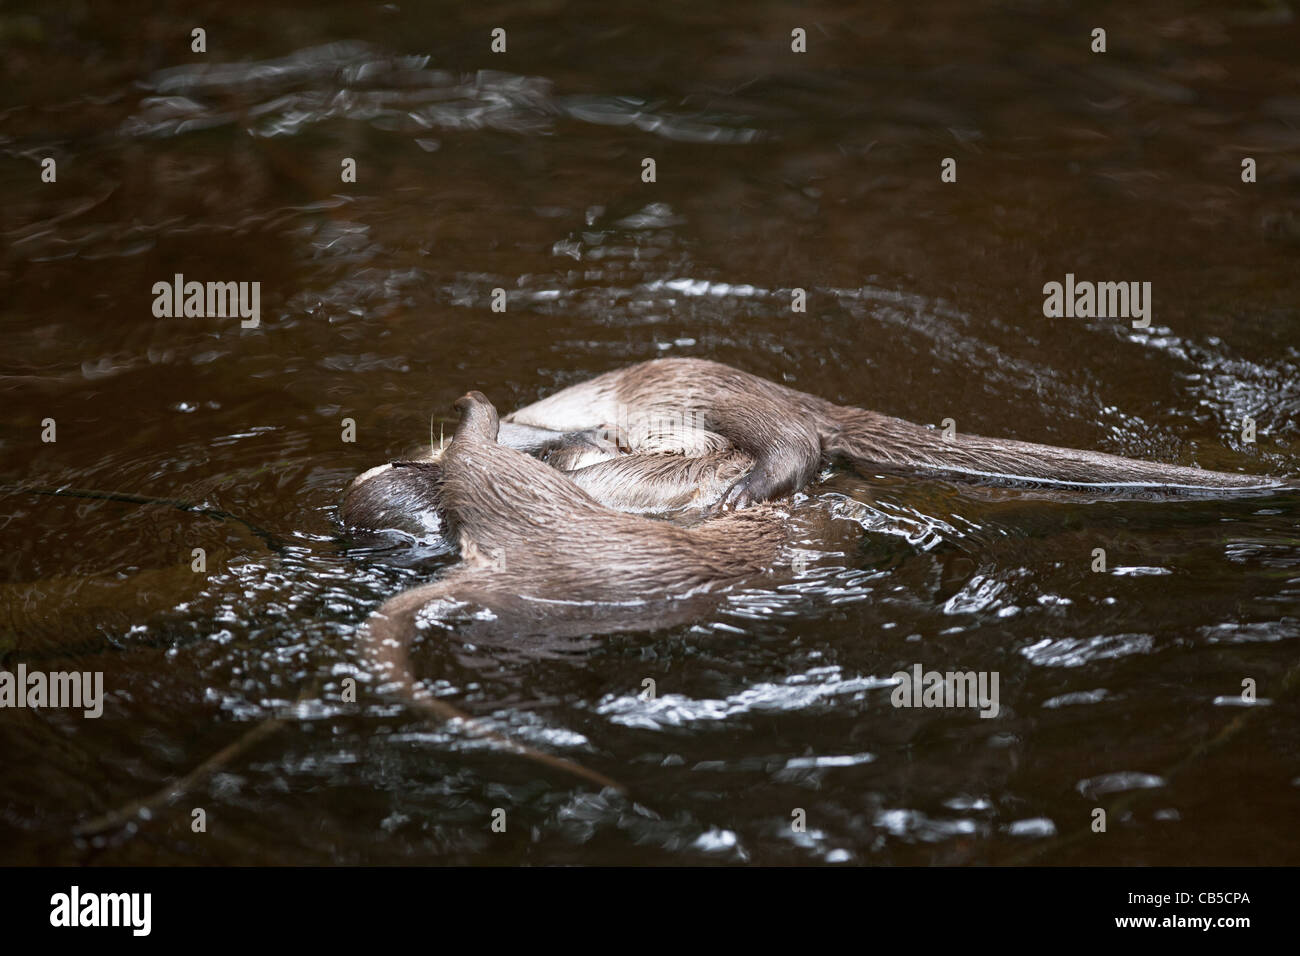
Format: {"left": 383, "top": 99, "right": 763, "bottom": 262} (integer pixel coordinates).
{"left": 719, "top": 430, "right": 822, "bottom": 509}
{"left": 698, "top": 381, "right": 825, "bottom": 508}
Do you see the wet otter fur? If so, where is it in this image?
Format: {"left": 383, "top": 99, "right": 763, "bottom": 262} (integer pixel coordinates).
{"left": 362, "top": 391, "right": 788, "bottom": 786}
{"left": 343, "top": 357, "right": 1282, "bottom": 539}
{"left": 366, "top": 392, "right": 785, "bottom": 633}
{"left": 506, "top": 357, "right": 1284, "bottom": 504}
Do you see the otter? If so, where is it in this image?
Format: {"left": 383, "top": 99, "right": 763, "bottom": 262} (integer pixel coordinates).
{"left": 504, "top": 357, "right": 1285, "bottom": 504}
{"left": 363, "top": 392, "right": 789, "bottom": 786}
{"left": 366, "top": 391, "right": 787, "bottom": 642}
{"left": 343, "top": 357, "right": 1284, "bottom": 538}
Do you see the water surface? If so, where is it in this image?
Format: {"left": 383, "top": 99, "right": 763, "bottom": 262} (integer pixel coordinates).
{"left": 2, "top": 0, "right": 1298, "bottom": 864}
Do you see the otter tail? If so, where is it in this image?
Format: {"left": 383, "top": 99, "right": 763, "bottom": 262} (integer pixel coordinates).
{"left": 364, "top": 579, "right": 624, "bottom": 791}
{"left": 821, "top": 406, "right": 1287, "bottom": 494}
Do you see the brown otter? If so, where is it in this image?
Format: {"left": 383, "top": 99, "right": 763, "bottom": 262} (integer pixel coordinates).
{"left": 505, "top": 357, "right": 1285, "bottom": 505}
{"left": 343, "top": 357, "right": 1284, "bottom": 538}
{"left": 363, "top": 391, "right": 788, "bottom": 786}
{"left": 366, "top": 391, "right": 787, "bottom": 647}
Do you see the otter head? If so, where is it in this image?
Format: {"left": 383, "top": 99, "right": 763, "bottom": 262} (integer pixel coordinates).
{"left": 453, "top": 390, "right": 501, "bottom": 442}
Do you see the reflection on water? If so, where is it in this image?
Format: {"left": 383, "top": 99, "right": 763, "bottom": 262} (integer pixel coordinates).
{"left": 1, "top": 0, "right": 1298, "bottom": 865}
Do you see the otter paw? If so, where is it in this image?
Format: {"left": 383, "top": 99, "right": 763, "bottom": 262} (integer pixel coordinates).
{"left": 720, "top": 471, "right": 772, "bottom": 510}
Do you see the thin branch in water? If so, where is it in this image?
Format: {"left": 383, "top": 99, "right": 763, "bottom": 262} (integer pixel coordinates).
{"left": 73, "top": 704, "right": 296, "bottom": 837}
{"left": 0, "top": 482, "right": 290, "bottom": 554}
{"left": 403, "top": 685, "right": 627, "bottom": 793}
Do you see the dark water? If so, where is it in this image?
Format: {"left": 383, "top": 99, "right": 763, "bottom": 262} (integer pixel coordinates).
{"left": 2, "top": 0, "right": 1299, "bottom": 865}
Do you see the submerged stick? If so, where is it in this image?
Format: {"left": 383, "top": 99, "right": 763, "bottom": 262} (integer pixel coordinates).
{"left": 398, "top": 681, "right": 627, "bottom": 793}
{"left": 10, "top": 483, "right": 621, "bottom": 797}
{"left": 73, "top": 703, "right": 296, "bottom": 837}
{"left": 73, "top": 675, "right": 622, "bottom": 840}
{"left": 0, "top": 482, "right": 290, "bottom": 554}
